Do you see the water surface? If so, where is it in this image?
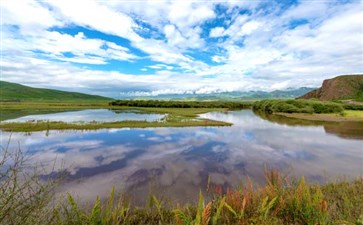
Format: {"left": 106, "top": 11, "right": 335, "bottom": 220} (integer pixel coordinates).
{"left": 1, "top": 110, "right": 362, "bottom": 204}
{"left": 2, "top": 109, "right": 165, "bottom": 123}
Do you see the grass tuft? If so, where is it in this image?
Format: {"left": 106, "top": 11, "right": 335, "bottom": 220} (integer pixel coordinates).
{"left": 1, "top": 148, "right": 362, "bottom": 224}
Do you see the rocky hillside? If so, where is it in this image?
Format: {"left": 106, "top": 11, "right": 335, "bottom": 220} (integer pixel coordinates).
{"left": 298, "top": 75, "right": 363, "bottom": 101}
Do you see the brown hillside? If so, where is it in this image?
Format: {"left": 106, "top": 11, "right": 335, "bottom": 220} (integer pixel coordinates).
{"left": 298, "top": 75, "right": 363, "bottom": 101}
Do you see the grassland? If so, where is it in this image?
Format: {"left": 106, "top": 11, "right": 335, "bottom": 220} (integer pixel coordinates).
{"left": 0, "top": 80, "right": 112, "bottom": 102}
{"left": 276, "top": 110, "right": 363, "bottom": 122}
{"left": 0, "top": 101, "right": 111, "bottom": 110}
{"left": 0, "top": 119, "right": 231, "bottom": 132}
{"left": 253, "top": 99, "right": 363, "bottom": 122}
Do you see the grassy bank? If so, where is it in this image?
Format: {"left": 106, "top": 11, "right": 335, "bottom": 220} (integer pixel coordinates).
{"left": 0, "top": 119, "right": 231, "bottom": 132}
{"left": 1, "top": 151, "right": 362, "bottom": 225}
{"left": 0, "top": 106, "right": 231, "bottom": 132}
{"left": 276, "top": 110, "right": 363, "bottom": 122}
{"left": 110, "top": 100, "right": 253, "bottom": 109}
{"left": 253, "top": 99, "right": 363, "bottom": 122}
{"left": 253, "top": 99, "right": 344, "bottom": 114}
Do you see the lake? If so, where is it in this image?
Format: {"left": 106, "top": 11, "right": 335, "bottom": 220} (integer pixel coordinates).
{"left": 1, "top": 109, "right": 362, "bottom": 205}
{"left": 2, "top": 109, "right": 166, "bottom": 123}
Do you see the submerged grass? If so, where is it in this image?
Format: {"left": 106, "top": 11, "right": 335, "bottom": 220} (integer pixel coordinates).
{"left": 0, "top": 102, "right": 230, "bottom": 131}
{"left": 0, "top": 119, "right": 231, "bottom": 132}
{"left": 1, "top": 148, "right": 362, "bottom": 225}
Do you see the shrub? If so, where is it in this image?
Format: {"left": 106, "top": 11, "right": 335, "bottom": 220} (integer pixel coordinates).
{"left": 342, "top": 104, "right": 363, "bottom": 110}
{"left": 0, "top": 147, "right": 58, "bottom": 225}
{"left": 109, "top": 100, "right": 253, "bottom": 109}
{"left": 253, "top": 99, "right": 344, "bottom": 114}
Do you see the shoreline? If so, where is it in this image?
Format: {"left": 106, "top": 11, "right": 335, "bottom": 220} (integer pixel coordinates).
{"left": 0, "top": 106, "right": 232, "bottom": 132}
{"left": 275, "top": 110, "right": 363, "bottom": 122}
{"left": 0, "top": 119, "right": 232, "bottom": 132}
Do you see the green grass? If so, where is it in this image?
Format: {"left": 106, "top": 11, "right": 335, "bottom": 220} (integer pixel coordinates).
{"left": 0, "top": 119, "right": 231, "bottom": 132}
{"left": 252, "top": 99, "right": 363, "bottom": 122}
{"left": 0, "top": 105, "right": 230, "bottom": 131}
{"left": 0, "top": 80, "right": 112, "bottom": 102}
{"left": 343, "top": 110, "right": 363, "bottom": 119}
{"left": 253, "top": 99, "right": 344, "bottom": 114}
{"left": 110, "top": 99, "right": 254, "bottom": 109}
{"left": 136, "top": 107, "right": 227, "bottom": 117}
{"left": 272, "top": 109, "right": 363, "bottom": 122}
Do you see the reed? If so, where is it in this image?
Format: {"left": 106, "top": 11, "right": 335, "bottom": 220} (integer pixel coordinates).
{"left": 1, "top": 148, "right": 362, "bottom": 224}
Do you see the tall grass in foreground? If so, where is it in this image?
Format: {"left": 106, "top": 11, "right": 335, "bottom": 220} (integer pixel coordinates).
{"left": 0, "top": 144, "right": 59, "bottom": 225}
{"left": 1, "top": 148, "right": 362, "bottom": 225}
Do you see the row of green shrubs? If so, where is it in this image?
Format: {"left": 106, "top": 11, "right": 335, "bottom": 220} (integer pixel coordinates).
{"left": 109, "top": 100, "right": 252, "bottom": 109}
{"left": 342, "top": 103, "right": 363, "bottom": 110}
{"left": 253, "top": 99, "right": 345, "bottom": 114}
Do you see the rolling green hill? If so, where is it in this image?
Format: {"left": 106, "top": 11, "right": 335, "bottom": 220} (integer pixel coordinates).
{"left": 298, "top": 74, "right": 363, "bottom": 101}
{"left": 0, "top": 81, "right": 112, "bottom": 102}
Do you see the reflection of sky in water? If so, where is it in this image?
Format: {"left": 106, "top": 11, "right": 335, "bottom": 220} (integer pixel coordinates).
{"left": 1, "top": 110, "right": 362, "bottom": 204}
{"left": 3, "top": 109, "right": 165, "bottom": 123}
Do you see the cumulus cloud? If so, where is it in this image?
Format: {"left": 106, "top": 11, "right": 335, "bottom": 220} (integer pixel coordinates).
{"left": 210, "top": 27, "right": 226, "bottom": 38}
{"left": 1, "top": 0, "right": 362, "bottom": 97}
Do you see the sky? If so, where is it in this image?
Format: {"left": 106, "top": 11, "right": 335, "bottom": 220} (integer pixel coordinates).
{"left": 1, "top": 0, "right": 362, "bottom": 98}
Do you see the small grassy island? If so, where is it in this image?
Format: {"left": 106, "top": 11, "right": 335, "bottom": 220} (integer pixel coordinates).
{"left": 1, "top": 98, "right": 363, "bottom": 132}
{"left": 1, "top": 100, "right": 253, "bottom": 132}
{"left": 0, "top": 104, "right": 233, "bottom": 132}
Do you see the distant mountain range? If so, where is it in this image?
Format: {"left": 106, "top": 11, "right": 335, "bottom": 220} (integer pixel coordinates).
{"left": 298, "top": 74, "right": 363, "bottom": 101}
{"left": 0, "top": 80, "right": 317, "bottom": 102}
{"left": 0, "top": 81, "right": 112, "bottom": 102}
{"left": 126, "top": 87, "right": 316, "bottom": 101}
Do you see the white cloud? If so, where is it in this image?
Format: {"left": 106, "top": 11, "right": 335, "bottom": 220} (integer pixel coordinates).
{"left": 163, "top": 24, "right": 186, "bottom": 48}
{"left": 3, "top": 29, "right": 138, "bottom": 64}
{"left": 1, "top": 0, "right": 362, "bottom": 96}
{"left": 1, "top": 0, "right": 62, "bottom": 32}
{"left": 239, "top": 20, "right": 262, "bottom": 36}
{"left": 211, "top": 55, "right": 226, "bottom": 63}
{"left": 148, "top": 64, "right": 174, "bottom": 70}
{"left": 210, "top": 27, "right": 226, "bottom": 38}
{"left": 45, "top": 0, "right": 140, "bottom": 42}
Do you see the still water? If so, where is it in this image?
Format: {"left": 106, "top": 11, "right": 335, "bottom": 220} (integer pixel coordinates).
{"left": 1, "top": 110, "right": 362, "bottom": 204}
{"left": 2, "top": 109, "right": 166, "bottom": 123}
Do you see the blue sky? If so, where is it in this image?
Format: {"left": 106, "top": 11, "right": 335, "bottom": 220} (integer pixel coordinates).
{"left": 1, "top": 0, "right": 362, "bottom": 98}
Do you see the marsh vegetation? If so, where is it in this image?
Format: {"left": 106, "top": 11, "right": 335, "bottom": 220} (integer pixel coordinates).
{"left": 1, "top": 148, "right": 362, "bottom": 225}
